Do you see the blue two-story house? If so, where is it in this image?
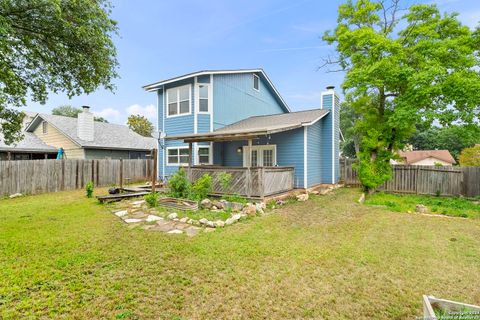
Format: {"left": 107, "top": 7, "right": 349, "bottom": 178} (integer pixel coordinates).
{"left": 143, "top": 69, "right": 340, "bottom": 198}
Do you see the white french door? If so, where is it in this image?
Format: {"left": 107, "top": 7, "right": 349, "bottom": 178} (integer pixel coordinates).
{"left": 242, "top": 145, "right": 276, "bottom": 167}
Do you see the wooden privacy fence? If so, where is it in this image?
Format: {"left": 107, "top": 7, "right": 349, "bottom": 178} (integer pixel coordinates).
{"left": 0, "top": 159, "right": 153, "bottom": 197}
{"left": 186, "top": 166, "right": 295, "bottom": 198}
{"left": 340, "top": 159, "right": 480, "bottom": 197}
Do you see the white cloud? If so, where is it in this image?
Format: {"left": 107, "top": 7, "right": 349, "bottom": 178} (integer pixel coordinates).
{"left": 93, "top": 108, "right": 121, "bottom": 122}
{"left": 126, "top": 104, "right": 156, "bottom": 122}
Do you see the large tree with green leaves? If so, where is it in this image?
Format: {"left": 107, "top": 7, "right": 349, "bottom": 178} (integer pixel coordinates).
{"left": 0, "top": 0, "right": 118, "bottom": 144}
{"left": 127, "top": 114, "right": 154, "bottom": 137}
{"left": 323, "top": 0, "right": 480, "bottom": 192}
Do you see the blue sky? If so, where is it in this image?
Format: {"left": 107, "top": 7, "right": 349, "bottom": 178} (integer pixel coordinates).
{"left": 24, "top": 0, "right": 480, "bottom": 125}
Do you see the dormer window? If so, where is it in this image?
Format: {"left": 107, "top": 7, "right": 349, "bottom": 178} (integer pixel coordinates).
{"left": 167, "top": 85, "right": 191, "bottom": 117}
{"left": 253, "top": 74, "right": 260, "bottom": 91}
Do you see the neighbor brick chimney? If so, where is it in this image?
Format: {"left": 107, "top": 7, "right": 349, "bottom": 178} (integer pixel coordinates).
{"left": 77, "top": 106, "right": 94, "bottom": 141}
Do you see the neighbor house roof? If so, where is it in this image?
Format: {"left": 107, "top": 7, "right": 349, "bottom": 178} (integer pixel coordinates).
{"left": 166, "top": 108, "right": 330, "bottom": 143}
{"left": 0, "top": 132, "right": 57, "bottom": 153}
{"left": 142, "top": 68, "right": 291, "bottom": 112}
{"left": 26, "top": 114, "right": 156, "bottom": 151}
{"left": 398, "top": 150, "right": 456, "bottom": 164}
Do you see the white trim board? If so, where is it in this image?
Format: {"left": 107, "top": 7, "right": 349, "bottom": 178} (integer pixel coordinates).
{"left": 304, "top": 126, "right": 308, "bottom": 188}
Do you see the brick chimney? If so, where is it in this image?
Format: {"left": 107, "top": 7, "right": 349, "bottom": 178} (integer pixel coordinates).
{"left": 77, "top": 106, "right": 94, "bottom": 141}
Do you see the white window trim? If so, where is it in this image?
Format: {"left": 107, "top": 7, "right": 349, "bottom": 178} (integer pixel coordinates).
{"left": 196, "top": 83, "right": 211, "bottom": 114}
{"left": 196, "top": 145, "right": 212, "bottom": 165}
{"left": 166, "top": 84, "right": 192, "bottom": 118}
{"left": 253, "top": 74, "right": 260, "bottom": 91}
{"left": 242, "top": 144, "right": 276, "bottom": 167}
{"left": 166, "top": 146, "right": 190, "bottom": 166}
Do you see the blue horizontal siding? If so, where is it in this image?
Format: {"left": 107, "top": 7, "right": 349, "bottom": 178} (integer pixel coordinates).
{"left": 307, "top": 122, "right": 322, "bottom": 187}
{"left": 197, "top": 114, "right": 210, "bottom": 133}
{"left": 217, "top": 128, "right": 305, "bottom": 187}
{"left": 213, "top": 73, "right": 287, "bottom": 130}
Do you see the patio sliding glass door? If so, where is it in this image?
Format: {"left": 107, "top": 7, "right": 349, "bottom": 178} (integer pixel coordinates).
{"left": 242, "top": 145, "right": 276, "bottom": 167}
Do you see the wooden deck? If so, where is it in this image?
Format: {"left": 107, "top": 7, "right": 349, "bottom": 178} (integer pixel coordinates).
{"left": 185, "top": 166, "right": 294, "bottom": 198}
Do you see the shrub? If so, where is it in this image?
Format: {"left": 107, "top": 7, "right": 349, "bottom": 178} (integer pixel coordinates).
{"left": 144, "top": 192, "right": 159, "bottom": 207}
{"left": 218, "top": 171, "right": 232, "bottom": 193}
{"left": 222, "top": 193, "right": 247, "bottom": 204}
{"left": 190, "top": 173, "right": 212, "bottom": 201}
{"left": 85, "top": 181, "right": 94, "bottom": 198}
{"left": 459, "top": 145, "right": 480, "bottom": 166}
{"left": 168, "top": 167, "right": 191, "bottom": 199}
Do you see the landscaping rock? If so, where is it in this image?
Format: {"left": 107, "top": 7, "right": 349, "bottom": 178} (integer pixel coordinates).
{"left": 231, "top": 213, "right": 242, "bottom": 221}
{"left": 214, "top": 220, "right": 225, "bottom": 228}
{"left": 415, "top": 204, "right": 428, "bottom": 214}
{"left": 310, "top": 190, "right": 320, "bottom": 195}
{"left": 255, "top": 203, "right": 266, "bottom": 214}
{"left": 167, "top": 212, "right": 178, "bottom": 220}
{"left": 242, "top": 203, "right": 257, "bottom": 216}
{"left": 124, "top": 218, "right": 143, "bottom": 224}
{"left": 206, "top": 220, "right": 215, "bottom": 228}
{"left": 199, "top": 218, "right": 209, "bottom": 225}
{"left": 114, "top": 210, "right": 128, "bottom": 217}
{"left": 179, "top": 217, "right": 188, "bottom": 223}
{"left": 146, "top": 215, "right": 163, "bottom": 222}
{"left": 185, "top": 226, "right": 201, "bottom": 237}
{"left": 130, "top": 200, "right": 145, "bottom": 205}
{"left": 296, "top": 193, "right": 309, "bottom": 202}
{"left": 225, "top": 217, "right": 236, "bottom": 225}
{"left": 200, "top": 198, "right": 212, "bottom": 209}
{"left": 276, "top": 200, "right": 286, "bottom": 206}
{"left": 203, "top": 227, "right": 216, "bottom": 233}
{"left": 212, "top": 200, "right": 225, "bottom": 210}
{"left": 9, "top": 193, "right": 22, "bottom": 199}
{"left": 211, "top": 206, "right": 218, "bottom": 210}
{"left": 167, "top": 229, "right": 183, "bottom": 234}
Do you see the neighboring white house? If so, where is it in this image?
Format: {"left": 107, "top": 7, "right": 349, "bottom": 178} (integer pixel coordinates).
{"left": 393, "top": 150, "right": 456, "bottom": 166}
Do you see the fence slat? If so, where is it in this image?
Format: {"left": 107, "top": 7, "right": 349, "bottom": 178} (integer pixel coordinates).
{"left": 0, "top": 159, "right": 153, "bottom": 196}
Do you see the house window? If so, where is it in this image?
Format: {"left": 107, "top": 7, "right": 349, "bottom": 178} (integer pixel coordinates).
{"left": 167, "top": 85, "right": 191, "bottom": 117}
{"left": 42, "top": 121, "right": 47, "bottom": 134}
{"left": 167, "top": 147, "right": 190, "bottom": 165}
{"left": 198, "top": 84, "right": 209, "bottom": 113}
{"left": 243, "top": 145, "right": 276, "bottom": 167}
{"left": 197, "top": 146, "right": 211, "bottom": 164}
{"left": 253, "top": 74, "right": 260, "bottom": 91}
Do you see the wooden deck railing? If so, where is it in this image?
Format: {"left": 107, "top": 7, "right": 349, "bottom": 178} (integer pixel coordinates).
{"left": 185, "top": 166, "right": 295, "bottom": 198}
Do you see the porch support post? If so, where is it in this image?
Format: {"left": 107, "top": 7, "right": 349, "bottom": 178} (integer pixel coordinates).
{"left": 188, "top": 142, "right": 193, "bottom": 181}
{"left": 246, "top": 139, "right": 252, "bottom": 198}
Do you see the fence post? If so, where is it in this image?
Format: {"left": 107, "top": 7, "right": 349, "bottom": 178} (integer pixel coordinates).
{"left": 91, "top": 160, "right": 95, "bottom": 186}
{"left": 119, "top": 159, "right": 123, "bottom": 190}
{"left": 151, "top": 148, "right": 157, "bottom": 193}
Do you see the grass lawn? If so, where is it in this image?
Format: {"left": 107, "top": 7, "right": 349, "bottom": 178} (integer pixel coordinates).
{"left": 365, "top": 191, "right": 480, "bottom": 218}
{"left": 1, "top": 188, "right": 479, "bottom": 319}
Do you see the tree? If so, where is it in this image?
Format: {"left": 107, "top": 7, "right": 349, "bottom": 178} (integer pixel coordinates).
{"left": 0, "top": 0, "right": 118, "bottom": 145}
{"left": 408, "top": 124, "right": 480, "bottom": 160}
{"left": 459, "top": 145, "right": 480, "bottom": 166}
{"left": 127, "top": 115, "right": 154, "bottom": 137}
{"left": 52, "top": 105, "right": 109, "bottom": 123}
{"left": 323, "top": 0, "right": 480, "bottom": 192}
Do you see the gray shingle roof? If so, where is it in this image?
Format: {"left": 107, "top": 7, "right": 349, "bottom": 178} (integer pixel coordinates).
{"left": 0, "top": 132, "right": 57, "bottom": 152}
{"left": 216, "top": 108, "right": 330, "bottom": 134}
{"left": 30, "top": 114, "right": 156, "bottom": 151}
{"left": 166, "top": 108, "right": 330, "bottom": 142}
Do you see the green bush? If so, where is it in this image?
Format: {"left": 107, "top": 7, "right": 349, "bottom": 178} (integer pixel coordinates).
{"left": 168, "top": 167, "right": 191, "bottom": 199}
{"left": 144, "top": 192, "right": 159, "bottom": 207}
{"left": 222, "top": 193, "right": 247, "bottom": 204}
{"left": 85, "top": 181, "right": 94, "bottom": 198}
{"left": 190, "top": 173, "right": 212, "bottom": 201}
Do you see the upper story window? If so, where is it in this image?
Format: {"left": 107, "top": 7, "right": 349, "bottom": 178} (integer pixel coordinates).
{"left": 198, "top": 84, "right": 209, "bottom": 113}
{"left": 167, "top": 85, "right": 191, "bottom": 117}
{"left": 253, "top": 74, "right": 260, "bottom": 91}
{"left": 42, "top": 121, "right": 47, "bottom": 134}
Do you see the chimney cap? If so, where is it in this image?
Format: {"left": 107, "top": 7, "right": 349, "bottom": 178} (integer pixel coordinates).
{"left": 81, "top": 105, "right": 90, "bottom": 110}
{"left": 326, "top": 85, "right": 335, "bottom": 90}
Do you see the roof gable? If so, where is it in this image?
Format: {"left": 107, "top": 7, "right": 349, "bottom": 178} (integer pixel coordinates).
{"left": 26, "top": 114, "right": 155, "bottom": 151}
{"left": 142, "top": 69, "right": 290, "bottom": 113}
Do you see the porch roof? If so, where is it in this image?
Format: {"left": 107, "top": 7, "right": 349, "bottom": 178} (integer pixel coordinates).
{"left": 166, "top": 108, "right": 330, "bottom": 143}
